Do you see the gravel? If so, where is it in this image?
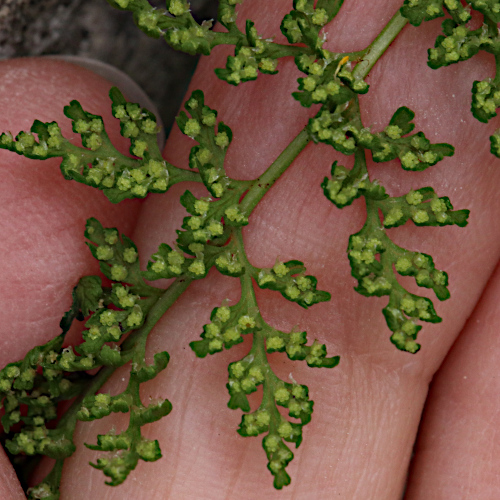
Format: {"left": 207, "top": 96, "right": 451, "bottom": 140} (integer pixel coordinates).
{"left": 0, "top": 0, "right": 218, "bottom": 132}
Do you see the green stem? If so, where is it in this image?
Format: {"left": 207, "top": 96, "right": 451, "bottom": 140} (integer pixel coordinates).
{"left": 35, "top": 7, "right": 411, "bottom": 493}
{"left": 353, "top": 10, "right": 408, "bottom": 80}
{"left": 364, "top": 197, "right": 383, "bottom": 233}
{"left": 494, "top": 53, "right": 500, "bottom": 85}
{"left": 484, "top": 13, "right": 499, "bottom": 39}
{"left": 40, "top": 279, "right": 192, "bottom": 490}
{"left": 56, "top": 277, "right": 192, "bottom": 431}
{"left": 169, "top": 166, "right": 202, "bottom": 185}
{"left": 237, "top": 13, "right": 408, "bottom": 217}
{"left": 266, "top": 43, "right": 315, "bottom": 58}
{"left": 214, "top": 33, "right": 317, "bottom": 61}
{"left": 54, "top": 118, "right": 309, "bottom": 453}
{"left": 240, "top": 129, "right": 310, "bottom": 214}
{"left": 346, "top": 49, "right": 369, "bottom": 62}
{"left": 211, "top": 31, "right": 246, "bottom": 49}
{"left": 46, "top": 459, "right": 64, "bottom": 494}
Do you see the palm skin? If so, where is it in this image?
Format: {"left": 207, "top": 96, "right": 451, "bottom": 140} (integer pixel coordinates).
{"left": 1, "top": 1, "right": 500, "bottom": 498}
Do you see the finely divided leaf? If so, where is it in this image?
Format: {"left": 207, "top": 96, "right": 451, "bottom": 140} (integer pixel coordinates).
{"left": 0, "top": 88, "right": 179, "bottom": 203}
{"left": 74, "top": 276, "right": 103, "bottom": 317}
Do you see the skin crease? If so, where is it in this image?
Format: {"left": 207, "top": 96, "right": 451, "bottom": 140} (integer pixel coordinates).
{"left": 0, "top": 0, "right": 500, "bottom": 498}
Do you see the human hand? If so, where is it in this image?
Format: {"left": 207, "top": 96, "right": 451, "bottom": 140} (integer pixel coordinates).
{"left": 1, "top": 1, "right": 500, "bottom": 498}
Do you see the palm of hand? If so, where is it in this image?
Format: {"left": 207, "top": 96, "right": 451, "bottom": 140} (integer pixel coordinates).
{"left": 1, "top": 1, "right": 499, "bottom": 498}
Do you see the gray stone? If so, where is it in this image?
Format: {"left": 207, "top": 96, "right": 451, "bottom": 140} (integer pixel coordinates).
{"left": 0, "top": 0, "right": 82, "bottom": 58}
{"left": 0, "top": 0, "right": 219, "bottom": 132}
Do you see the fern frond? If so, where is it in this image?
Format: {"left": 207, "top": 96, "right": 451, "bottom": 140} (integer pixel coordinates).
{"left": 0, "top": 88, "right": 198, "bottom": 202}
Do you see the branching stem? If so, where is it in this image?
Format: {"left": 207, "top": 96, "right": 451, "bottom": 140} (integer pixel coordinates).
{"left": 19, "top": 5, "right": 416, "bottom": 493}
{"left": 55, "top": 276, "right": 192, "bottom": 437}
{"left": 240, "top": 129, "right": 311, "bottom": 214}
{"left": 353, "top": 10, "right": 408, "bottom": 80}
{"left": 494, "top": 53, "right": 500, "bottom": 85}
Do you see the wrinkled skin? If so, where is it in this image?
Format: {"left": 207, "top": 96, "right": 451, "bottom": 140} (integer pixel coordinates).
{"left": 1, "top": 1, "right": 500, "bottom": 498}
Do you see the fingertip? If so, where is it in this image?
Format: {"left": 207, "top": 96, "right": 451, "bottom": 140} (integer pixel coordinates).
{"left": 0, "top": 58, "right": 141, "bottom": 361}
{"left": 45, "top": 55, "right": 166, "bottom": 149}
{"left": 1, "top": 58, "right": 119, "bottom": 134}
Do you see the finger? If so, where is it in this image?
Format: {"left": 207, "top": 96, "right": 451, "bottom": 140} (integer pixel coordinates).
{"left": 0, "top": 447, "right": 24, "bottom": 499}
{"left": 0, "top": 58, "right": 142, "bottom": 366}
{"left": 404, "top": 257, "right": 500, "bottom": 499}
{"left": 0, "top": 57, "right": 143, "bottom": 497}
{"left": 63, "top": 2, "right": 500, "bottom": 499}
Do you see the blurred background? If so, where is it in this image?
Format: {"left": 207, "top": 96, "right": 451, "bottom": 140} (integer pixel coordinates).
{"left": 0, "top": 0, "right": 218, "bottom": 133}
